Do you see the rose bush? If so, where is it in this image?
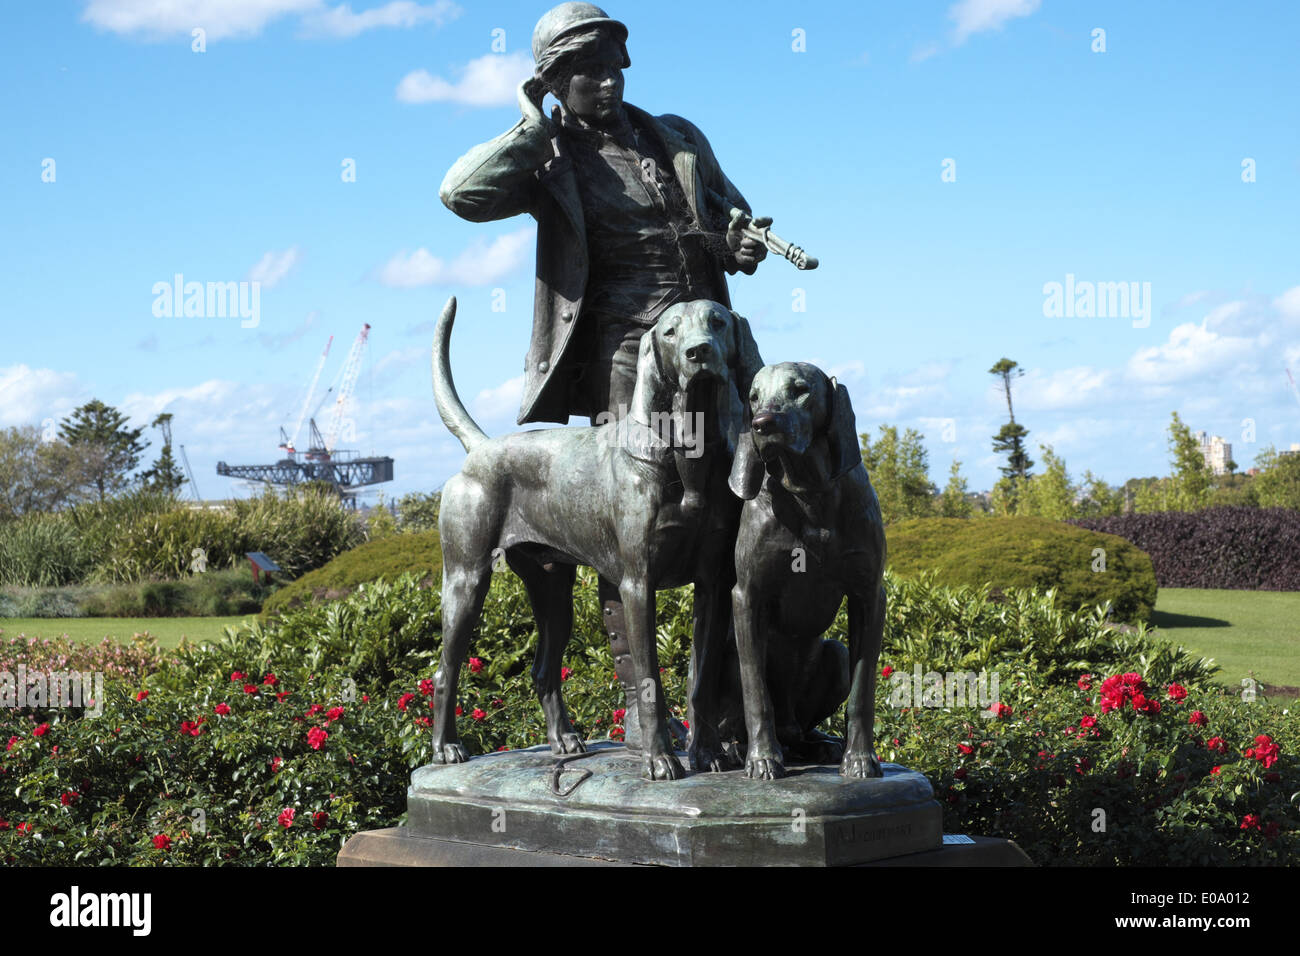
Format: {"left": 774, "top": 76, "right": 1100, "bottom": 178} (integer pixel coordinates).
{"left": 1, "top": 569, "right": 1293, "bottom": 865}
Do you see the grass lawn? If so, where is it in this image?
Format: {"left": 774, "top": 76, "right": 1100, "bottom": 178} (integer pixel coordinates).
{"left": 1152, "top": 588, "right": 1300, "bottom": 697}
{"left": 0, "top": 616, "right": 252, "bottom": 649}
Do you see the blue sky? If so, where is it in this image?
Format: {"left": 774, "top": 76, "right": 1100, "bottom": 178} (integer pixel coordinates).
{"left": 3, "top": 0, "right": 1299, "bottom": 501}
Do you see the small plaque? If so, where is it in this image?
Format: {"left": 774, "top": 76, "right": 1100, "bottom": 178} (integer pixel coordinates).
{"left": 942, "top": 834, "right": 975, "bottom": 845}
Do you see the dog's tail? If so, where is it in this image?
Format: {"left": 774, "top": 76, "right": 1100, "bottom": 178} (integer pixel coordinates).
{"left": 432, "top": 296, "right": 489, "bottom": 453}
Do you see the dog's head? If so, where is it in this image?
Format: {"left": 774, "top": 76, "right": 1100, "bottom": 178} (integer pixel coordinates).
{"left": 728, "top": 362, "right": 861, "bottom": 499}
{"left": 632, "top": 300, "right": 764, "bottom": 454}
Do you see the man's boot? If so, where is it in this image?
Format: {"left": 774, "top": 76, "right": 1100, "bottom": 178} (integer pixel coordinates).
{"left": 602, "top": 587, "right": 687, "bottom": 753}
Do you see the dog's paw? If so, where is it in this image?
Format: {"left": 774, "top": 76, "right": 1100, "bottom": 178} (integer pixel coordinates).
{"left": 643, "top": 751, "right": 687, "bottom": 781}
{"left": 744, "top": 755, "right": 786, "bottom": 780}
{"left": 551, "top": 732, "right": 587, "bottom": 755}
{"left": 840, "top": 749, "right": 883, "bottom": 779}
{"left": 430, "top": 741, "right": 469, "bottom": 765}
{"left": 689, "top": 744, "right": 738, "bottom": 773}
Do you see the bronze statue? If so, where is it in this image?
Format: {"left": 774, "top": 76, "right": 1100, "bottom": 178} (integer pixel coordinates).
{"left": 430, "top": 297, "right": 762, "bottom": 780}
{"left": 439, "top": 2, "right": 774, "bottom": 747}
{"left": 728, "top": 362, "right": 887, "bottom": 779}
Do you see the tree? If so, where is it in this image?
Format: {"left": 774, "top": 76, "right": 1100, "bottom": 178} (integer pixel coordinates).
{"left": 1021, "top": 444, "right": 1075, "bottom": 520}
{"left": 1253, "top": 445, "right": 1300, "bottom": 509}
{"left": 1076, "top": 470, "right": 1123, "bottom": 517}
{"left": 141, "top": 413, "right": 187, "bottom": 495}
{"left": 1165, "top": 411, "right": 1211, "bottom": 511}
{"left": 989, "top": 358, "right": 1033, "bottom": 510}
{"left": 0, "top": 426, "right": 90, "bottom": 519}
{"left": 58, "top": 400, "right": 148, "bottom": 501}
{"left": 938, "top": 459, "right": 973, "bottom": 517}
{"left": 860, "top": 425, "right": 935, "bottom": 524}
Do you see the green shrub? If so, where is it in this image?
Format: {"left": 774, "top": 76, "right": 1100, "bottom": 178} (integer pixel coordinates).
{"left": 1, "top": 569, "right": 271, "bottom": 619}
{"left": 0, "top": 513, "right": 95, "bottom": 587}
{"left": 887, "top": 516, "right": 1158, "bottom": 622}
{"left": 395, "top": 491, "right": 441, "bottom": 533}
{"left": 260, "top": 530, "right": 441, "bottom": 619}
{"left": 0, "top": 570, "right": 1290, "bottom": 866}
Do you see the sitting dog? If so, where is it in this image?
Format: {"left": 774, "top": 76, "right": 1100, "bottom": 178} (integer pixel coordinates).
{"left": 728, "top": 362, "right": 887, "bottom": 780}
{"left": 429, "top": 296, "right": 762, "bottom": 780}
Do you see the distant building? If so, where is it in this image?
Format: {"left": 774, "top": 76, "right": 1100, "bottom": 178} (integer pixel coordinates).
{"left": 1196, "top": 431, "right": 1233, "bottom": 475}
{"left": 1278, "top": 443, "right": 1300, "bottom": 460}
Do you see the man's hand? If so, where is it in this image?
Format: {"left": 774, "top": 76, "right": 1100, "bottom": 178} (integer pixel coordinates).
{"left": 517, "top": 77, "right": 557, "bottom": 135}
{"left": 726, "top": 208, "right": 771, "bottom": 275}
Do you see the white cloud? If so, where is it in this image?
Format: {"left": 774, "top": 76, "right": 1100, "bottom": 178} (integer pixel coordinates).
{"left": 302, "top": 0, "right": 460, "bottom": 37}
{"left": 247, "top": 246, "right": 301, "bottom": 288}
{"left": 376, "top": 227, "right": 535, "bottom": 288}
{"left": 81, "top": 0, "right": 459, "bottom": 42}
{"left": 396, "top": 52, "right": 533, "bottom": 106}
{"left": 0, "top": 365, "right": 87, "bottom": 428}
{"left": 1126, "top": 320, "right": 1256, "bottom": 386}
{"left": 1274, "top": 285, "right": 1300, "bottom": 319}
{"left": 1016, "top": 366, "right": 1115, "bottom": 411}
{"left": 469, "top": 375, "right": 524, "bottom": 426}
{"left": 948, "top": 0, "right": 1041, "bottom": 45}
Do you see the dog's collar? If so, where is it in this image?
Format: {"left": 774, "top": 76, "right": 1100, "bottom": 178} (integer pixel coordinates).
{"left": 619, "top": 416, "right": 675, "bottom": 464}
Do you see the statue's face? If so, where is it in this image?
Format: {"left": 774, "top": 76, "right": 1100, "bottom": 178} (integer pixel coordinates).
{"left": 561, "top": 33, "right": 625, "bottom": 127}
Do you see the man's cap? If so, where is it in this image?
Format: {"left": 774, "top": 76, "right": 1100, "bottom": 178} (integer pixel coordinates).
{"left": 531, "top": 3, "right": 628, "bottom": 63}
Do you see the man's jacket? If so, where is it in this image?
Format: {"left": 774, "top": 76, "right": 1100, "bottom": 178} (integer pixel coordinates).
{"left": 439, "top": 102, "right": 752, "bottom": 425}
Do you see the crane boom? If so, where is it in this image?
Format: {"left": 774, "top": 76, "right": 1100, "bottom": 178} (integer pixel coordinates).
{"left": 283, "top": 335, "right": 333, "bottom": 456}
{"left": 325, "top": 323, "right": 371, "bottom": 454}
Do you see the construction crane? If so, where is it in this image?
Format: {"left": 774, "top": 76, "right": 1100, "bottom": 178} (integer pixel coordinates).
{"left": 217, "top": 322, "right": 392, "bottom": 505}
{"left": 179, "top": 445, "right": 201, "bottom": 502}
{"left": 1287, "top": 369, "right": 1300, "bottom": 409}
{"left": 280, "top": 335, "right": 333, "bottom": 459}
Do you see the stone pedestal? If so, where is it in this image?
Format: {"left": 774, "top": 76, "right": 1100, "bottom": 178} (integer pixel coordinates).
{"left": 337, "top": 742, "right": 1023, "bottom": 867}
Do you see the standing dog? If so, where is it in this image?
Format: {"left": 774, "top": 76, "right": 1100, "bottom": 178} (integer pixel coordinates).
{"left": 728, "top": 362, "right": 887, "bottom": 780}
{"left": 430, "top": 296, "right": 762, "bottom": 780}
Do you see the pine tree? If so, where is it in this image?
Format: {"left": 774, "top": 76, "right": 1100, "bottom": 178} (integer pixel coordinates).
{"left": 989, "top": 358, "right": 1033, "bottom": 512}
{"left": 860, "top": 425, "right": 935, "bottom": 523}
{"left": 57, "top": 399, "right": 148, "bottom": 501}
{"left": 938, "top": 459, "right": 973, "bottom": 517}
{"left": 141, "top": 413, "right": 187, "bottom": 495}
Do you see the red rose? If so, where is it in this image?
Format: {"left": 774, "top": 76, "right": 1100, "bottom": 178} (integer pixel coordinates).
{"left": 327, "top": 706, "right": 345, "bottom": 721}
{"left": 561, "top": 667, "right": 573, "bottom": 681}
{"left": 136, "top": 690, "right": 149, "bottom": 701}
{"left": 1188, "top": 711, "right": 1208, "bottom": 728}
{"left": 275, "top": 692, "right": 291, "bottom": 702}
{"left": 1077, "top": 674, "right": 1092, "bottom": 691}
{"left": 33, "top": 723, "right": 49, "bottom": 737}
{"left": 1205, "top": 736, "right": 1226, "bottom": 753}
{"left": 1075, "top": 757, "right": 1091, "bottom": 774}
{"left": 610, "top": 725, "right": 625, "bottom": 740}
{"left": 1079, "top": 715, "right": 1097, "bottom": 728}
{"left": 305, "top": 704, "right": 324, "bottom": 717}
{"left": 953, "top": 767, "right": 967, "bottom": 779}
{"left": 1240, "top": 814, "right": 1260, "bottom": 831}
{"left": 469, "top": 658, "right": 484, "bottom": 674}
{"left": 6, "top": 735, "right": 19, "bottom": 751}
{"left": 214, "top": 703, "right": 231, "bottom": 716}
{"left": 230, "top": 671, "right": 244, "bottom": 682}
{"left": 152, "top": 834, "right": 172, "bottom": 849}
{"left": 1249, "top": 735, "right": 1280, "bottom": 769}
{"left": 491, "top": 698, "right": 504, "bottom": 708}
{"left": 882, "top": 665, "right": 894, "bottom": 679}
{"left": 243, "top": 684, "right": 258, "bottom": 695}
{"left": 471, "top": 708, "right": 487, "bottom": 722}
{"left": 0, "top": 819, "right": 8, "bottom": 830}
{"left": 307, "top": 727, "right": 328, "bottom": 751}
{"left": 990, "top": 702, "right": 1012, "bottom": 719}
{"left": 312, "top": 811, "right": 328, "bottom": 830}
{"left": 1210, "top": 765, "right": 1221, "bottom": 775}
{"left": 60, "top": 791, "right": 78, "bottom": 806}
{"left": 455, "top": 705, "right": 463, "bottom": 716}
{"left": 613, "top": 708, "right": 626, "bottom": 722}
{"left": 957, "top": 743, "right": 974, "bottom": 755}
{"left": 270, "top": 757, "right": 283, "bottom": 772}
{"left": 397, "top": 693, "right": 416, "bottom": 711}
{"left": 278, "top": 807, "right": 295, "bottom": 829}
{"left": 419, "top": 679, "right": 435, "bottom": 697}
{"left": 1166, "top": 683, "right": 1187, "bottom": 701}
{"left": 263, "top": 674, "right": 278, "bottom": 686}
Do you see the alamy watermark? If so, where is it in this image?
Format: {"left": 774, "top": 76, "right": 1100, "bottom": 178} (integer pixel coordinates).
{"left": 887, "top": 667, "right": 1001, "bottom": 713}
{"left": 1042, "top": 273, "right": 1151, "bottom": 328}
{"left": 152, "top": 274, "right": 260, "bottom": 328}
{"left": 2, "top": 668, "right": 105, "bottom": 717}
{"left": 595, "top": 403, "right": 707, "bottom": 459}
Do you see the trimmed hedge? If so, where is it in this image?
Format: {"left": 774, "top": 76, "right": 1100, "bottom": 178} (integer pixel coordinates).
{"left": 888, "top": 517, "right": 1157, "bottom": 622}
{"left": 260, "top": 530, "right": 441, "bottom": 619}
{"left": 1072, "top": 507, "right": 1300, "bottom": 591}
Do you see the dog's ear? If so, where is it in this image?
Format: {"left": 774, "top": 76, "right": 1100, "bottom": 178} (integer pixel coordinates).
{"left": 728, "top": 310, "right": 764, "bottom": 405}
{"left": 824, "top": 376, "right": 862, "bottom": 481}
{"left": 728, "top": 431, "right": 766, "bottom": 500}
{"left": 630, "top": 325, "right": 671, "bottom": 421}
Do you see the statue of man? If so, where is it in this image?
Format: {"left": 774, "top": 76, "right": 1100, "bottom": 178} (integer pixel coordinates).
{"left": 439, "top": 2, "right": 768, "bottom": 746}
